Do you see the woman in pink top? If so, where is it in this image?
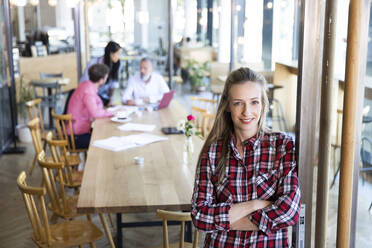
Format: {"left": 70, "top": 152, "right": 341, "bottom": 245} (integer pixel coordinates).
{"left": 67, "top": 64, "right": 113, "bottom": 149}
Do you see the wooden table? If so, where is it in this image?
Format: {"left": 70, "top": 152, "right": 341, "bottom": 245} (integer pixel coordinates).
{"left": 77, "top": 101, "right": 203, "bottom": 247}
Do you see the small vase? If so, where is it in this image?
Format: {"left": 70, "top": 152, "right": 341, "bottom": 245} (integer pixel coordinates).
{"left": 183, "top": 136, "right": 194, "bottom": 165}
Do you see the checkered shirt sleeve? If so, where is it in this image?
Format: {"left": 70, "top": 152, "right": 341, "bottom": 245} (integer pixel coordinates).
{"left": 249, "top": 137, "right": 301, "bottom": 234}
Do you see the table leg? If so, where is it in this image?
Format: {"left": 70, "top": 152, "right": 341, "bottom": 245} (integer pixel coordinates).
{"left": 185, "top": 221, "right": 192, "bottom": 242}
{"left": 116, "top": 213, "right": 123, "bottom": 248}
{"left": 47, "top": 88, "right": 53, "bottom": 129}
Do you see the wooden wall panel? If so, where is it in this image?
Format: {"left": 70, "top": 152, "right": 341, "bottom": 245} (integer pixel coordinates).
{"left": 18, "top": 52, "right": 78, "bottom": 92}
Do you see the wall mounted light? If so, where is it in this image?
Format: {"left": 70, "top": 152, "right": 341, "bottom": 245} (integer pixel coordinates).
{"left": 66, "top": 0, "right": 80, "bottom": 8}
{"left": 48, "top": 0, "right": 57, "bottom": 7}
{"left": 29, "top": 0, "right": 39, "bottom": 6}
{"left": 11, "top": 0, "right": 27, "bottom": 7}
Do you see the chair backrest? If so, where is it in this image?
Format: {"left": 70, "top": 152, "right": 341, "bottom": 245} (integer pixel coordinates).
{"left": 361, "top": 137, "right": 372, "bottom": 166}
{"left": 45, "top": 131, "right": 75, "bottom": 186}
{"left": 28, "top": 118, "right": 44, "bottom": 156}
{"left": 51, "top": 110, "right": 77, "bottom": 152}
{"left": 201, "top": 112, "right": 216, "bottom": 138}
{"left": 190, "top": 96, "right": 217, "bottom": 130}
{"left": 40, "top": 72, "right": 64, "bottom": 79}
{"left": 36, "top": 150, "right": 69, "bottom": 217}
{"left": 63, "top": 88, "right": 76, "bottom": 114}
{"left": 156, "top": 210, "right": 198, "bottom": 248}
{"left": 17, "top": 171, "right": 52, "bottom": 246}
{"left": 26, "top": 98, "right": 45, "bottom": 135}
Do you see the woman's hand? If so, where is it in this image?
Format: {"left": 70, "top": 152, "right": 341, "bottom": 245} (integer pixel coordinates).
{"left": 229, "top": 199, "right": 272, "bottom": 230}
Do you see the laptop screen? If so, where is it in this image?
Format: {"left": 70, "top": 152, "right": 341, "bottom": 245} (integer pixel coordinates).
{"left": 157, "top": 90, "right": 174, "bottom": 109}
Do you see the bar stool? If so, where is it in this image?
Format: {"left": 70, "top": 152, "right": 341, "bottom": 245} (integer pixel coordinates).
{"left": 30, "top": 80, "right": 62, "bottom": 129}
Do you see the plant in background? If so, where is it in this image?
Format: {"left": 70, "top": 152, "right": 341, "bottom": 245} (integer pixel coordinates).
{"left": 185, "top": 59, "right": 210, "bottom": 91}
{"left": 16, "top": 75, "right": 34, "bottom": 123}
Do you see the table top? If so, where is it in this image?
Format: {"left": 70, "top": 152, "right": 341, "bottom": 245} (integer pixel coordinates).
{"left": 31, "top": 77, "right": 70, "bottom": 85}
{"left": 77, "top": 101, "right": 203, "bottom": 214}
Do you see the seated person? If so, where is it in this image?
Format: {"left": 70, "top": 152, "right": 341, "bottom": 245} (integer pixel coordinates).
{"left": 122, "top": 57, "right": 170, "bottom": 105}
{"left": 67, "top": 64, "right": 113, "bottom": 149}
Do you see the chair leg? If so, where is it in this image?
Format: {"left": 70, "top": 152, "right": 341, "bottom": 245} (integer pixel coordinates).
{"left": 28, "top": 154, "right": 37, "bottom": 175}
{"left": 89, "top": 243, "right": 96, "bottom": 248}
{"left": 50, "top": 213, "right": 59, "bottom": 224}
{"left": 87, "top": 214, "right": 92, "bottom": 222}
{"left": 108, "top": 213, "right": 114, "bottom": 228}
{"left": 99, "top": 213, "right": 115, "bottom": 248}
{"left": 369, "top": 202, "right": 372, "bottom": 211}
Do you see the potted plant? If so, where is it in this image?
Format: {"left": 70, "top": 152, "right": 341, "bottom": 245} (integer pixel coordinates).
{"left": 185, "top": 59, "right": 210, "bottom": 92}
{"left": 16, "top": 75, "right": 34, "bottom": 143}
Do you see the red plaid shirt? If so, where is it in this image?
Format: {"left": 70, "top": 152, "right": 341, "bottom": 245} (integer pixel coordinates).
{"left": 191, "top": 131, "right": 301, "bottom": 248}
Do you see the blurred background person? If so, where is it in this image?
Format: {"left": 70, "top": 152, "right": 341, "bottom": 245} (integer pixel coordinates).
{"left": 80, "top": 41, "right": 122, "bottom": 106}
{"left": 122, "top": 57, "right": 169, "bottom": 106}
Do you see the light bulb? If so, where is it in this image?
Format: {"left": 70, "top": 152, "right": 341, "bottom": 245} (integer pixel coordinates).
{"left": 48, "top": 0, "right": 57, "bottom": 7}
{"left": 30, "top": 0, "right": 39, "bottom": 6}
{"left": 66, "top": 0, "right": 79, "bottom": 8}
{"left": 13, "top": 0, "right": 27, "bottom": 6}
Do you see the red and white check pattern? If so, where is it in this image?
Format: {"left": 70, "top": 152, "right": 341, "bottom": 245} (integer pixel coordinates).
{"left": 191, "top": 131, "right": 301, "bottom": 248}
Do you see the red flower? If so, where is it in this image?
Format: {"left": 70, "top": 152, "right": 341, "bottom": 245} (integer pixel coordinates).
{"left": 187, "top": 115, "right": 195, "bottom": 121}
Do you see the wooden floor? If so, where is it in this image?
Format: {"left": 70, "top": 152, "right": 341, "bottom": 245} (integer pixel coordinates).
{"left": 0, "top": 141, "right": 206, "bottom": 247}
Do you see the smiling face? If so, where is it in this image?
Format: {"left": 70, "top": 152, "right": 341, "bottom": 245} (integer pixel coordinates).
{"left": 228, "top": 81, "right": 263, "bottom": 140}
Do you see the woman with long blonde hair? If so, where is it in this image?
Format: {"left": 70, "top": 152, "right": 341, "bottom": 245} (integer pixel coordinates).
{"left": 191, "top": 67, "right": 300, "bottom": 247}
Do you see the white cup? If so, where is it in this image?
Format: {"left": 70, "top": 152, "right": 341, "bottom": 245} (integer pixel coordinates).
{"left": 134, "top": 156, "right": 144, "bottom": 165}
{"left": 116, "top": 111, "right": 127, "bottom": 119}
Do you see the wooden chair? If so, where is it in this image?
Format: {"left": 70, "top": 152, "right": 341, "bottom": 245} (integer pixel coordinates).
{"left": 201, "top": 112, "right": 215, "bottom": 138}
{"left": 36, "top": 151, "right": 116, "bottom": 248}
{"left": 17, "top": 171, "right": 103, "bottom": 247}
{"left": 45, "top": 131, "right": 82, "bottom": 190}
{"left": 52, "top": 110, "right": 88, "bottom": 155}
{"left": 155, "top": 210, "right": 198, "bottom": 248}
{"left": 26, "top": 99, "right": 46, "bottom": 175}
{"left": 28, "top": 118, "right": 52, "bottom": 176}
{"left": 189, "top": 96, "right": 217, "bottom": 131}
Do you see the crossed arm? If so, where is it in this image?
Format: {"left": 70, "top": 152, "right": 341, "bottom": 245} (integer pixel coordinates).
{"left": 191, "top": 140, "right": 300, "bottom": 234}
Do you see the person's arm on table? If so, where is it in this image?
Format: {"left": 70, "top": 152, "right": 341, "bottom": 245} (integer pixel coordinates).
{"left": 83, "top": 93, "right": 113, "bottom": 118}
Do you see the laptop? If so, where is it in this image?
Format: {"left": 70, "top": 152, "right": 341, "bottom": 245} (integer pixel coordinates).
{"left": 144, "top": 90, "right": 174, "bottom": 110}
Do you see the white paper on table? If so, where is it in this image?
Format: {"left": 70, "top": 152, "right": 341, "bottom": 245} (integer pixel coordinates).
{"left": 118, "top": 123, "right": 156, "bottom": 132}
{"left": 92, "top": 136, "right": 140, "bottom": 152}
{"left": 92, "top": 133, "right": 167, "bottom": 152}
{"left": 129, "top": 133, "right": 168, "bottom": 145}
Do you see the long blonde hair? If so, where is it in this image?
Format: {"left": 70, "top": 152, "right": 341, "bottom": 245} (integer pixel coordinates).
{"left": 197, "top": 67, "right": 269, "bottom": 181}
